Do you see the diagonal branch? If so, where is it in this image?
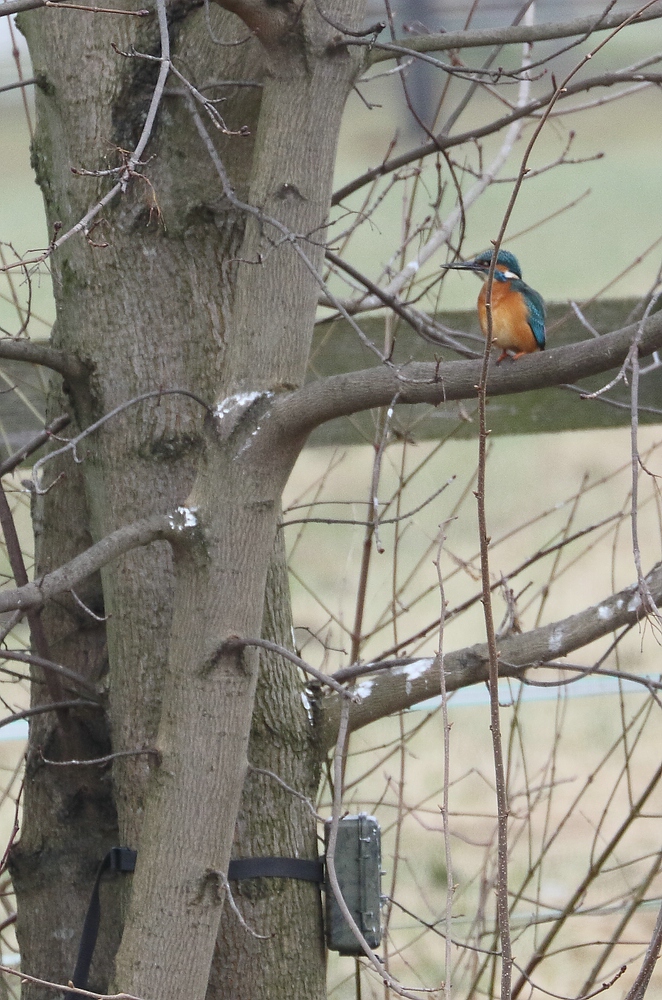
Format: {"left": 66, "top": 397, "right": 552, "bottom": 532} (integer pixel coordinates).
{"left": 0, "top": 963, "right": 144, "bottom": 1000}
{"left": 0, "top": 650, "right": 99, "bottom": 695}
{"left": 219, "top": 636, "right": 358, "bottom": 699}
{"left": 332, "top": 69, "right": 662, "bottom": 205}
{"left": 318, "top": 561, "right": 662, "bottom": 750}
{"left": 623, "top": 899, "right": 662, "bottom": 1000}
{"left": 0, "top": 700, "right": 101, "bottom": 730}
{"left": 273, "top": 313, "right": 662, "bottom": 440}
{"left": 31, "top": 388, "right": 211, "bottom": 491}
{"left": 0, "top": 414, "right": 71, "bottom": 476}
{"left": 0, "top": 512, "right": 189, "bottom": 614}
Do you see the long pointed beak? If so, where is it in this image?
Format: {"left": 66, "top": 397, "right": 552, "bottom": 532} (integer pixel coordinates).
{"left": 441, "top": 260, "right": 480, "bottom": 271}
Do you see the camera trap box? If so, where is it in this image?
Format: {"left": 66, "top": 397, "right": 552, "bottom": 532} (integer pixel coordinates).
{"left": 324, "top": 813, "right": 382, "bottom": 955}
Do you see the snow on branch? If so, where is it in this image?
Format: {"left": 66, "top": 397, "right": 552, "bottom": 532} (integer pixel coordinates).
{"left": 319, "top": 561, "right": 662, "bottom": 750}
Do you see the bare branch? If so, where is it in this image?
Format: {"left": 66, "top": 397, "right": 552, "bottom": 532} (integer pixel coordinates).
{"left": 623, "top": 900, "right": 662, "bottom": 1000}
{"left": 319, "top": 561, "right": 662, "bottom": 749}
{"left": 0, "top": 414, "right": 70, "bottom": 476}
{"left": 0, "top": 0, "right": 171, "bottom": 267}
{"left": 0, "top": 649, "right": 98, "bottom": 694}
{"left": 0, "top": 964, "right": 144, "bottom": 1000}
{"left": 0, "top": 339, "right": 83, "bottom": 381}
{"left": 0, "top": 77, "right": 38, "bottom": 94}
{"left": 0, "top": 700, "right": 100, "bottom": 730}
{"left": 40, "top": 747, "right": 158, "bottom": 766}
{"left": 0, "top": 513, "right": 181, "bottom": 614}
{"left": 273, "top": 314, "right": 662, "bottom": 440}
{"left": 337, "top": 48, "right": 533, "bottom": 310}
{"left": 247, "top": 764, "right": 323, "bottom": 821}
{"left": 43, "top": 1, "right": 150, "bottom": 13}
{"left": 364, "top": 6, "right": 662, "bottom": 63}
{"left": 219, "top": 636, "right": 358, "bottom": 699}
{"left": 31, "top": 389, "right": 211, "bottom": 491}
{"left": 511, "top": 758, "right": 662, "bottom": 999}
{"left": 212, "top": 870, "right": 270, "bottom": 940}
{"left": 332, "top": 69, "right": 662, "bottom": 205}
{"left": 280, "top": 476, "right": 454, "bottom": 527}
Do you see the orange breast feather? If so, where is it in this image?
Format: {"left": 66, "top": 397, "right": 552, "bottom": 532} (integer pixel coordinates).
{"left": 477, "top": 281, "right": 538, "bottom": 355}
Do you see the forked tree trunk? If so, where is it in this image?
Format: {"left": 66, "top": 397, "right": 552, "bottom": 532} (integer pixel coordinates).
{"left": 13, "top": 0, "right": 361, "bottom": 996}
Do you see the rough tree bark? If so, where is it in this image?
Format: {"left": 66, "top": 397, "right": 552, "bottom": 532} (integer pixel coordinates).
{"left": 12, "top": 0, "right": 362, "bottom": 996}
{"left": 109, "top": 0, "right": 364, "bottom": 987}
{"left": 210, "top": 530, "right": 325, "bottom": 999}
{"left": 10, "top": 390, "right": 120, "bottom": 997}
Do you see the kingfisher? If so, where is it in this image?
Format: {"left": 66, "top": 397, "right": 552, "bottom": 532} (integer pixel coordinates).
{"left": 443, "top": 249, "right": 545, "bottom": 363}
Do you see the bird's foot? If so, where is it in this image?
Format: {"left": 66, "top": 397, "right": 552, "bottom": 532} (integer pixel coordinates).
{"left": 495, "top": 349, "right": 526, "bottom": 365}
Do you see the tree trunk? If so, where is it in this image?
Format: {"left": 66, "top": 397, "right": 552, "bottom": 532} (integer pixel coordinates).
{"left": 210, "top": 530, "right": 325, "bottom": 1000}
{"left": 10, "top": 386, "right": 120, "bottom": 1000}
{"left": 106, "top": 0, "right": 363, "bottom": 991}
{"left": 14, "top": 0, "right": 362, "bottom": 996}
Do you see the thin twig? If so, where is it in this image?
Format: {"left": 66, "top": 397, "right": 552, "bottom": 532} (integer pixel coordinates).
{"left": 31, "top": 389, "right": 210, "bottom": 491}
{"left": 70, "top": 588, "right": 109, "bottom": 622}
{"left": 0, "top": 0, "right": 171, "bottom": 269}
{"left": 0, "top": 650, "right": 98, "bottom": 694}
{"left": 220, "top": 637, "right": 358, "bottom": 700}
{"left": 0, "top": 77, "right": 37, "bottom": 94}
{"left": 331, "top": 67, "right": 662, "bottom": 207}
{"left": 247, "top": 764, "right": 324, "bottom": 821}
{"left": 0, "top": 414, "right": 70, "bottom": 476}
{"left": 0, "top": 964, "right": 144, "bottom": 1000}
{"left": 434, "top": 529, "right": 453, "bottom": 1000}
{"left": 212, "top": 870, "right": 270, "bottom": 939}
{"left": 622, "top": 902, "right": 662, "bottom": 1000}
{"left": 39, "top": 747, "right": 158, "bottom": 766}
{"left": 472, "top": 17, "right": 538, "bottom": 996}
{"left": 0, "top": 700, "right": 100, "bottom": 730}
{"left": 511, "top": 757, "right": 662, "bottom": 998}
{"left": 281, "top": 477, "right": 455, "bottom": 528}
{"left": 43, "top": 1, "right": 150, "bottom": 13}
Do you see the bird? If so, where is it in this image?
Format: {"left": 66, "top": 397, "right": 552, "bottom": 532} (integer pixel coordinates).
{"left": 443, "top": 249, "right": 545, "bottom": 363}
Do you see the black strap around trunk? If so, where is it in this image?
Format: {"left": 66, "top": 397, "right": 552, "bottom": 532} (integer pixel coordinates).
{"left": 65, "top": 847, "right": 137, "bottom": 1000}
{"left": 67, "top": 849, "right": 323, "bottom": 996}
{"left": 228, "top": 857, "right": 324, "bottom": 882}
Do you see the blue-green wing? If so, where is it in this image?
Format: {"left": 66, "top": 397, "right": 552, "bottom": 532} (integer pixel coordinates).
{"left": 520, "top": 283, "right": 546, "bottom": 349}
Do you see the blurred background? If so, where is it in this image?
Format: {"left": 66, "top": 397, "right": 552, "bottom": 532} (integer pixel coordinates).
{"left": 3, "top": 0, "right": 662, "bottom": 320}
